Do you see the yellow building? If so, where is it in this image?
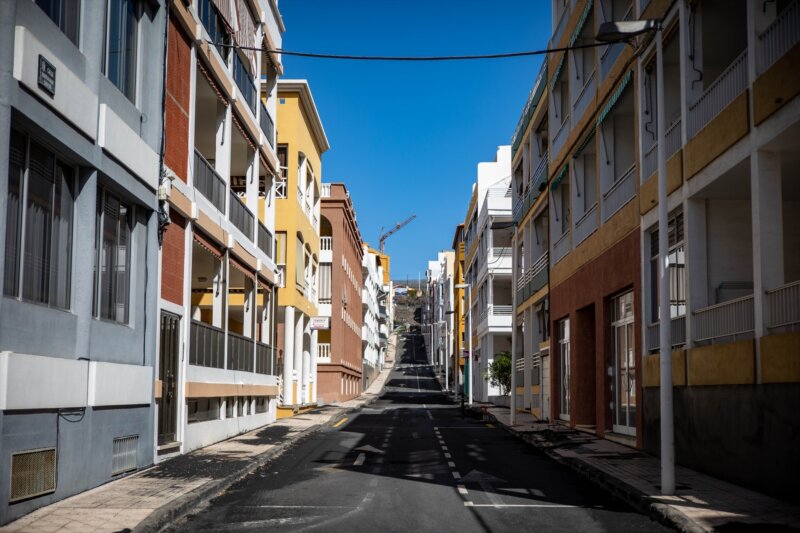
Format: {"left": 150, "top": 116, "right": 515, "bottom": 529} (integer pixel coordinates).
{"left": 274, "top": 80, "right": 329, "bottom": 411}
{"left": 451, "top": 224, "right": 465, "bottom": 392}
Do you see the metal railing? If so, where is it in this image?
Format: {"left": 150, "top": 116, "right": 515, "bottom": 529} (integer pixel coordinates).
{"left": 317, "top": 343, "right": 331, "bottom": 360}
{"left": 602, "top": 164, "right": 636, "bottom": 222}
{"left": 573, "top": 70, "right": 596, "bottom": 122}
{"left": 574, "top": 203, "right": 598, "bottom": 245}
{"left": 492, "top": 247, "right": 512, "bottom": 258}
{"left": 643, "top": 142, "right": 658, "bottom": 179}
{"left": 487, "top": 186, "right": 513, "bottom": 198}
{"left": 688, "top": 49, "right": 748, "bottom": 138}
{"left": 190, "top": 320, "right": 225, "bottom": 369}
{"left": 258, "top": 221, "right": 273, "bottom": 259}
{"left": 692, "top": 294, "right": 755, "bottom": 343}
{"left": 551, "top": 4, "right": 570, "bottom": 46}
{"left": 320, "top": 236, "right": 332, "bottom": 251}
{"left": 228, "top": 331, "right": 254, "bottom": 372}
{"left": 194, "top": 149, "right": 226, "bottom": 213}
{"left": 757, "top": 0, "right": 800, "bottom": 75}
{"left": 232, "top": 52, "right": 257, "bottom": 115}
{"left": 297, "top": 184, "right": 304, "bottom": 206}
{"left": 491, "top": 304, "right": 513, "bottom": 316}
{"left": 766, "top": 280, "right": 800, "bottom": 328}
{"left": 321, "top": 183, "right": 332, "bottom": 197}
{"left": 600, "top": 4, "right": 632, "bottom": 79}
{"left": 646, "top": 316, "right": 687, "bottom": 352}
{"left": 531, "top": 153, "right": 549, "bottom": 195}
{"left": 553, "top": 231, "right": 571, "bottom": 264}
{"left": 197, "top": 0, "right": 230, "bottom": 61}
{"left": 551, "top": 115, "right": 570, "bottom": 156}
{"left": 259, "top": 101, "right": 275, "bottom": 148}
{"left": 665, "top": 118, "right": 682, "bottom": 158}
{"left": 229, "top": 190, "right": 254, "bottom": 238}
{"left": 256, "top": 341, "right": 274, "bottom": 374}
{"left": 275, "top": 177, "right": 287, "bottom": 198}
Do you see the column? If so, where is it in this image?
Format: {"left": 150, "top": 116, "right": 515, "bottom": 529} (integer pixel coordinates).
{"left": 282, "top": 306, "right": 295, "bottom": 405}
{"left": 294, "top": 311, "right": 304, "bottom": 404}
{"left": 212, "top": 259, "right": 225, "bottom": 329}
{"left": 751, "top": 150, "right": 784, "bottom": 383}
{"left": 310, "top": 328, "right": 318, "bottom": 404}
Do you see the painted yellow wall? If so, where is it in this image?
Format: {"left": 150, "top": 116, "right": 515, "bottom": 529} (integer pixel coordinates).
{"left": 760, "top": 332, "right": 800, "bottom": 384}
{"left": 687, "top": 340, "right": 755, "bottom": 386}
{"left": 276, "top": 89, "right": 322, "bottom": 317}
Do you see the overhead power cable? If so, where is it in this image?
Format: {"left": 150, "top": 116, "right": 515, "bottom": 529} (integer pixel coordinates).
{"left": 213, "top": 40, "right": 623, "bottom": 61}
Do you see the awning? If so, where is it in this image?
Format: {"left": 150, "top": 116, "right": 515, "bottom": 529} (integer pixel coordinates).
{"left": 549, "top": 55, "right": 565, "bottom": 90}
{"left": 550, "top": 164, "right": 568, "bottom": 191}
{"left": 569, "top": 0, "right": 594, "bottom": 46}
{"left": 596, "top": 70, "right": 633, "bottom": 128}
{"left": 193, "top": 231, "right": 223, "bottom": 259}
{"left": 230, "top": 255, "right": 255, "bottom": 279}
{"left": 197, "top": 61, "right": 228, "bottom": 107}
{"left": 573, "top": 132, "right": 595, "bottom": 157}
{"left": 231, "top": 112, "right": 258, "bottom": 152}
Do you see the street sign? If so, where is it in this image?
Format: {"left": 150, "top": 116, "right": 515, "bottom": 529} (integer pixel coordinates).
{"left": 309, "top": 317, "right": 330, "bottom": 330}
{"left": 38, "top": 55, "right": 56, "bottom": 97}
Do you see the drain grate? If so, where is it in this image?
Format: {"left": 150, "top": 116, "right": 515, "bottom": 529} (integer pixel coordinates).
{"left": 112, "top": 435, "right": 139, "bottom": 475}
{"left": 10, "top": 448, "right": 56, "bottom": 502}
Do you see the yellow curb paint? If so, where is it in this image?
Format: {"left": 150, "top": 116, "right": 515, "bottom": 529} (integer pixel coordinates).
{"left": 333, "top": 417, "right": 348, "bottom": 428}
{"left": 485, "top": 423, "right": 494, "bottom": 428}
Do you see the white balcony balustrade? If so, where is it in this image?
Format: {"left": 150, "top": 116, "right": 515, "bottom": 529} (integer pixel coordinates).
{"left": 646, "top": 316, "right": 687, "bottom": 352}
{"left": 317, "top": 343, "right": 331, "bottom": 362}
{"left": 602, "top": 164, "right": 636, "bottom": 222}
{"left": 766, "top": 280, "right": 800, "bottom": 329}
{"left": 688, "top": 50, "right": 748, "bottom": 138}
{"left": 320, "top": 236, "right": 332, "bottom": 251}
{"left": 551, "top": 115, "right": 570, "bottom": 157}
{"left": 757, "top": 0, "right": 800, "bottom": 76}
{"left": 692, "top": 294, "right": 755, "bottom": 343}
{"left": 574, "top": 203, "right": 598, "bottom": 245}
{"left": 321, "top": 183, "right": 332, "bottom": 197}
{"left": 553, "top": 231, "right": 571, "bottom": 264}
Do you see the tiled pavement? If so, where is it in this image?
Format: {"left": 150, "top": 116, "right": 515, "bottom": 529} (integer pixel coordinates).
{"left": 475, "top": 403, "right": 800, "bottom": 532}
{"left": 1, "top": 338, "right": 397, "bottom": 533}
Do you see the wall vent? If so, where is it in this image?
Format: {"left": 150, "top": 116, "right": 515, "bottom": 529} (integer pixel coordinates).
{"left": 10, "top": 448, "right": 57, "bottom": 502}
{"left": 112, "top": 435, "right": 139, "bottom": 475}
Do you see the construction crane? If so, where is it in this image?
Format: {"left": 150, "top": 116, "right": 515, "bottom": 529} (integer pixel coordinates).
{"left": 378, "top": 214, "right": 416, "bottom": 253}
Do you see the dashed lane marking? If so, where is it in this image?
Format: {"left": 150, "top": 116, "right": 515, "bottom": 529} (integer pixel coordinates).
{"left": 448, "top": 461, "right": 456, "bottom": 468}
{"left": 444, "top": 452, "right": 452, "bottom": 459}
{"left": 463, "top": 503, "right": 578, "bottom": 508}
{"left": 457, "top": 485, "right": 468, "bottom": 495}
{"left": 452, "top": 471, "right": 461, "bottom": 480}
{"left": 353, "top": 453, "right": 366, "bottom": 466}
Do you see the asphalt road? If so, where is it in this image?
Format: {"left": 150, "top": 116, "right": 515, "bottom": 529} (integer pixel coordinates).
{"left": 172, "top": 333, "right": 669, "bottom": 532}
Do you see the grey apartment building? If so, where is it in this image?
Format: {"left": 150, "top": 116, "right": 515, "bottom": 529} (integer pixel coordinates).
{"left": 0, "top": 0, "right": 165, "bottom": 523}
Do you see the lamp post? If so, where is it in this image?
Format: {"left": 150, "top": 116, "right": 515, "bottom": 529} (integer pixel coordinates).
{"left": 596, "top": 19, "right": 674, "bottom": 496}
{"left": 455, "top": 283, "right": 472, "bottom": 405}
{"left": 434, "top": 319, "right": 449, "bottom": 392}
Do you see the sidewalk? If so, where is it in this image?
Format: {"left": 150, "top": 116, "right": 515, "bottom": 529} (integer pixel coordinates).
{"left": 470, "top": 402, "right": 800, "bottom": 532}
{"left": 1, "top": 357, "right": 396, "bottom": 533}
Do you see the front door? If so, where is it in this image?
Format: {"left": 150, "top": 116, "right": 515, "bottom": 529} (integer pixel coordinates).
{"left": 558, "top": 318, "right": 570, "bottom": 421}
{"left": 158, "top": 312, "right": 180, "bottom": 445}
{"left": 612, "top": 291, "right": 636, "bottom": 435}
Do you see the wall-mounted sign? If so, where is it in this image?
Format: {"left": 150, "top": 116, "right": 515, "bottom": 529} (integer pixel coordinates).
{"left": 37, "top": 55, "right": 56, "bottom": 97}
{"left": 310, "top": 317, "right": 330, "bottom": 330}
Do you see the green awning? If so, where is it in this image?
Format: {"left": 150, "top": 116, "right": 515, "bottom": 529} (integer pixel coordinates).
{"left": 549, "top": 55, "right": 565, "bottom": 90}
{"left": 550, "top": 164, "right": 568, "bottom": 191}
{"left": 573, "top": 132, "right": 595, "bottom": 157}
{"left": 596, "top": 70, "right": 633, "bottom": 128}
{"left": 569, "top": 0, "right": 594, "bottom": 46}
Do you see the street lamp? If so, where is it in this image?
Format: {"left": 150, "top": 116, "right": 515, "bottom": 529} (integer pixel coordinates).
{"left": 597, "top": 18, "right": 674, "bottom": 496}
{"left": 455, "top": 283, "right": 472, "bottom": 405}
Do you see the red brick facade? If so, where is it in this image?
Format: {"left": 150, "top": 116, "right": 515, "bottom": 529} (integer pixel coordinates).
{"left": 549, "top": 230, "right": 643, "bottom": 447}
{"left": 161, "top": 211, "right": 186, "bottom": 306}
{"left": 164, "top": 15, "right": 191, "bottom": 182}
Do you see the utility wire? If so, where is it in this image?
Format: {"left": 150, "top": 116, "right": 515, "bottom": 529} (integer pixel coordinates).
{"left": 214, "top": 40, "right": 622, "bottom": 61}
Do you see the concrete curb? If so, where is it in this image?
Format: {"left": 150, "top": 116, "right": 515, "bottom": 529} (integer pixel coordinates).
{"left": 475, "top": 406, "right": 708, "bottom": 533}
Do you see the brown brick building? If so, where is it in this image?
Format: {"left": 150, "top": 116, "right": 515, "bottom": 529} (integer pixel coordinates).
{"left": 317, "top": 183, "right": 365, "bottom": 403}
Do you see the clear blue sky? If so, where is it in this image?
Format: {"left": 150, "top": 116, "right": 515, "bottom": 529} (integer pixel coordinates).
{"left": 279, "top": 1, "right": 552, "bottom": 281}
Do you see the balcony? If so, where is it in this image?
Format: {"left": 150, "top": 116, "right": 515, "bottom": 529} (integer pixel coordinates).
{"left": 320, "top": 236, "right": 332, "bottom": 251}
{"left": 553, "top": 230, "right": 571, "bottom": 264}
{"left": 489, "top": 247, "right": 513, "bottom": 272}
{"left": 642, "top": 119, "right": 683, "bottom": 180}
{"left": 229, "top": 190, "right": 254, "bottom": 239}
{"left": 256, "top": 341, "right": 275, "bottom": 375}
{"left": 756, "top": 0, "right": 800, "bottom": 76}
{"left": 275, "top": 176, "right": 287, "bottom": 199}
{"left": 600, "top": 4, "right": 632, "bottom": 79}
{"left": 297, "top": 184, "right": 304, "bottom": 206}
{"left": 321, "top": 183, "right": 332, "bottom": 197}
{"left": 197, "top": 0, "right": 230, "bottom": 62}
{"left": 601, "top": 163, "right": 636, "bottom": 222}
{"left": 194, "top": 149, "right": 226, "bottom": 213}
{"left": 518, "top": 251, "right": 549, "bottom": 302}
{"left": 646, "top": 316, "right": 687, "bottom": 352}
{"left": 687, "top": 49, "right": 748, "bottom": 139}
{"left": 551, "top": 4, "right": 570, "bottom": 46}
{"left": 551, "top": 115, "right": 570, "bottom": 157}
{"left": 692, "top": 294, "right": 755, "bottom": 344}
{"left": 258, "top": 221, "right": 273, "bottom": 259}
{"left": 228, "top": 331, "right": 254, "bottom": 372}
{"left": 574, "top": 203, "right": 598, "bottom": 245}
{"left": 766, "top": 280, "right": 800, "bottom": 329}
{"left": 317, "top": 343, "right": 331, "bottom": 363}
{"left": 573, "top": 70, "right": 596, "bottom": 123}
{"left": 232, "top": 52, "right": 257, "bottom": 116}
{"left": 259, "top": 101, "right": 275, "bottom": 148}
{"left": 190, "top": 320, "right": 225, "bottom": 369}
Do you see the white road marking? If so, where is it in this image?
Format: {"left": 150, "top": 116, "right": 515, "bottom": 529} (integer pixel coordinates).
{"left": 464, "top": 503, "right": 578, "bottom": 508}
{"left": 444, "top": 452, "right": 451, "bottom": 459}
{"left": 452, "top": 471, "right": 461, "bottom": 480}
{"left": 457, "top": 485, "right": 468, "bottom": 495}
{"left": 353, "top": 453, "right": 366, "bottom": 466}
{"left": 427, "top": 411, "right": 433, "bottom": 420}
{"left": 448, "top": 461, "right": 456, "bottom": 468}
{"left": 442, "top": 446, "right": 448, "bottom": 451}
{"left": 369, "top": 478, "right": 379, "bottom": 487}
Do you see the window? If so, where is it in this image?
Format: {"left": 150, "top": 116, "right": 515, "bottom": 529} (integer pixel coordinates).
{"left": 197, "top": 0, "right": 231, "bottom": 61}
{"left": 275, "top": 232, "right": 286, "bottom": 265}
{"left": 36, "top": 0, "right": 81, "bottom": 46}
{"left": 187, "top": 398, "right": 219, "bottom": 423}
{"left": 225, "top": 396, "right": 234, "bottom": 418}
{"left": 649, "top": 213, "right": 686, "bottom": 322}
{"left": 255, "top": 397, "right": 268, "bottom": 413}
{"left": 4, "top": 130, "right": 75, "bottom": 309}
{"left": 94, "top": 189, "right": 132, "bottom": 323}
{"left": 237, "top": 396, "right": 245, "bottom": 417}
{"left": 105, "top": 0, "right": 139, "bottom": 102}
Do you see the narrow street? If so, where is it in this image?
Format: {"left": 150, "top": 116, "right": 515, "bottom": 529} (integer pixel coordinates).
{"left": 172, "top": 333, "right": 668, "bottom": 532}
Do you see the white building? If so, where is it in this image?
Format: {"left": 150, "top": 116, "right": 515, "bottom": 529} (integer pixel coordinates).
{"left": 463, "top": 146, "right": 513, "bottom": 402}
{"left": 362, "top": 246, "right": 383, "bottom": 387}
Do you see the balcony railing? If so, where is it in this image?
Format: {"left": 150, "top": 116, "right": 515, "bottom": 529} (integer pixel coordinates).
{"left": 256, "top": 341, "right": 274, "bottom": 375}
{"left": 642, "top": 119, "right": 683, "bottom": 180}
{"left": 766, "top": 280, "right": 800, "bottom": 328}
{"left": 259, "top": 101, "right": 275, "bottom": 148}
{"left": 551, "top": 4, "right": 570, "bottom": 46}
{"left": 491, "top": 247, "right": 512, "bottom": 258}
{"left": 197, "top": 0, "right": 230, "bottom": 61}
{"left": 551, "top": 115, "right": 570, "bottom": 156}
{"left": 602, "top": 164, "right": 636, "bottom": 222}
{"left": 531, "top": 154, "right": 548, "bottom": 195}
{"left": 491, "top": 304, "right": 513, "bottom": 316}
{"left": 232, "top": 52, "right": 257, "bottom": 115}
{"left": 600, "top": 4, "right": 632, "bottom": 79}
{"left": 573, "top": 70, "right": 596, "bottom": 123}
{"left": 553, "top": 230, "right": 571, "bottom": 264}
{"left": 574, "top": 203, "right": 598, "bottom": 245}
{"left": 320, "top": 236, "right": 332, "bottom": 251}
{"left": 297, "top": 184, "right": 304, "bottom": 206}
{"left": 258, "top": 221, "right": 273, "bottom": 259}
{"left": 688, "top": 49, "right": 748, "bottom": 138}
{"left": 317, "top": 343, "right": 331, "bottom": 361}
{"left": 692, "top": 294, "right": 755, "bottom": 343}
{"left": 194, "top": 149, "right": 226, "bottom": 213}
{"left": 228, "top": 331, "right": 254, "bottom": 372}
{"left": 321, "top": 183, "right": 332, "bottom": 197}
{"left": 275, "top": 177, "right": 287, "bottom": 198}
{"left": 190, "top": 320, "right": 225, "bottom": 369}
{"left": 487, "top": 186, "right": 513, "bottom": 198}
{"left": 646, "top": 316, "right": 687, "bottom": 352}
{"left": 757, "top": 0, "right": 800, "bottom": 75}
{"left": 229, "top": 190, "right": 254, "bottom": 238}
{"left": 518, "top": 250, "right": 549, "bottom": 302}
